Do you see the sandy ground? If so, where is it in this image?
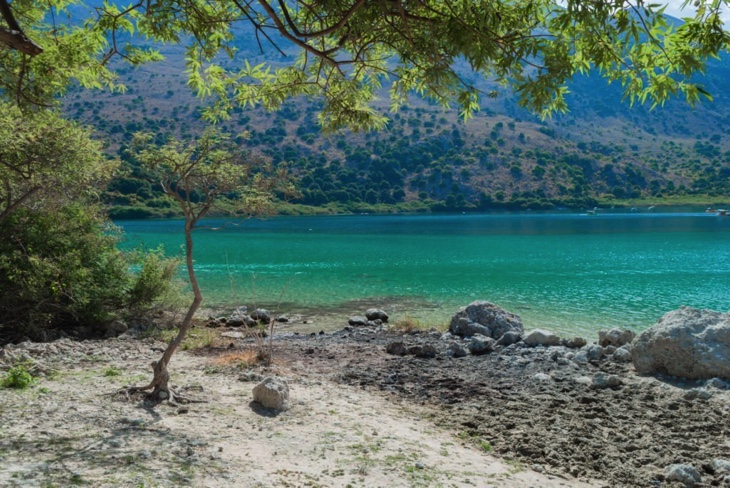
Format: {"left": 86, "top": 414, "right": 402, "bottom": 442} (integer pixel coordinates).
{"left": 0, "top": 336, "right": 597, "bottom": 488}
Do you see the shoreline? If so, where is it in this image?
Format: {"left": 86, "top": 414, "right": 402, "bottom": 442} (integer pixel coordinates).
{"left": 2, "top": 319, "right": 729, "bottom": 487}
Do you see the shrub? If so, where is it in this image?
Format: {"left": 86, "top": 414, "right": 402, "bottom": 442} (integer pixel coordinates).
{"left": 1, "top": 365, "right": 36, "bottom": 389}
{"left": 0, "top": 205, "right": 181, "bottom": 343}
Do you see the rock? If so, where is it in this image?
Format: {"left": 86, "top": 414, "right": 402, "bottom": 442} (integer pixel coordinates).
{"left": 684, "top": 388, "right": 713, "bottom": 401}
{"left": 563, "top": 337, "right": 587, "bottom": 349}
{"left": 612, "top": 346, "right": 632, "bottom": 363}
{"left": 468, "top": 334, "right": 495, "bottom": 355}
{"left": 591, "top": 373, "right": 623, "bottom": 389}
{"left": 604, "top": 345, "right": 617, "bottom": 355}
{"left": 574, "top": 376, "right": 593, "bottom": 386}
{"left": 446, "top": 343, "right": 468, "bottom": 358}
{"left": 440, "top": 332, "right": 454, "bottom": 341}
{"left": 275, "top": 316, "right": 289, "bottom": 323}
{"left": 348, "top": 316, "right": 369, "bottom": 326}
{"left": 523, "top": 329, "right": 561, "bottom": 347}
{"left": 250, "top": 309, "right": 272, "bottom": 324}
{"left": 706, "top": 378, "right": 730, "bottom": 390}
{"left": 239, "top": 372, "right": 265, "bottom": 382}
{"left": 711, "top": 459, "right": 730, "bottom": 475}
{"left": 632, "top": 307, "right": 730, "bottom": 380}
{"left": 386, "top": 342, "right": 407, "bottom": 356}
{"left": 598, "top": 328, "right": 636, "bottom": 348}
{"left": 407, "top": 344, "right": 437, "bottom": 358}
{"left": 664, "top": 464, "right": 702, "bottom": 486}
{"left": 449, "top": 301, "right": 523, "bottom": 339}
{"left": 226, "top": 316, "right": 253, "bottom": 327}
{"left": 585, "top": 345, "right": 605, "bottom": 361}
{"left": 252, "top": 377, "right": 290, "bottom": 411}
{"left": 496, "top": 330, "right": 522, "bottom": 346}
{"left": 103, "top": 320, "right": 128, "bottom": 337}
{"left": 532, "top": 373, "right": 552, "bottom": 383}
{"left": 365, "top": 308, "right": 389, "bottom": 322}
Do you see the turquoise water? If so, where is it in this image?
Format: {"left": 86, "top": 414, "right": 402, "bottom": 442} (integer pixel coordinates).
{"left": 118, "top": 211, "right": 730, "bottom": 336}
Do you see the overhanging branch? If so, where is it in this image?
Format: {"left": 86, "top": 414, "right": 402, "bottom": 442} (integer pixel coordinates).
{"left": 0, "top": 0, "right": 43, "bottom": 55}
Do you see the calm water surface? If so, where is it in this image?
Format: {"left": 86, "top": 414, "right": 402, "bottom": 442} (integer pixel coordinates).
{"left": 118, "top": 211, "right": 730, "bottom": 336}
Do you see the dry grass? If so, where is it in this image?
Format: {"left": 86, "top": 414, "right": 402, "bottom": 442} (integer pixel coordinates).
{"left": 389, "top": 315, "right": 446, "bottom": 333}
{"left": 211, "top": 349, "right": 261, "bottom": 368}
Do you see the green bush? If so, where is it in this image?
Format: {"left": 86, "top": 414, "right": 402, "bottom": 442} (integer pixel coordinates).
{"left": 1, "top": 365, "right": 36, "bottom": 389}
{"left": 0, "top": 205, "right": 181, "bottom": 343}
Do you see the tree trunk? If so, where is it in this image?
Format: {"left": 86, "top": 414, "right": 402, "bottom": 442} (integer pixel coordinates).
{"left": 146, "top": 218, "right": 201, "bottom": 401}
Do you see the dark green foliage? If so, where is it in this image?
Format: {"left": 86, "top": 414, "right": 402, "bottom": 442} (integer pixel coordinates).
{"left": 0, "top": 205, "right": 179, "bottom": 343}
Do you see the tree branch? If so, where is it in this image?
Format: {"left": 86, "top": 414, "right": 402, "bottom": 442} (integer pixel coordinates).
{"left": 0, "top": 0, "right": 42, "bottom": 55}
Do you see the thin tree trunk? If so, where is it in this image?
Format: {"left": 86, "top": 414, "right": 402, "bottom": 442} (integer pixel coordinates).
{"left": 147, "top": 218, "right": 202, "bottom": 401}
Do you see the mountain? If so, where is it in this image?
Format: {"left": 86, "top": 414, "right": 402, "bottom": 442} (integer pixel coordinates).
{"left": 61, "top": 20, "right": 730, "bottom": 218}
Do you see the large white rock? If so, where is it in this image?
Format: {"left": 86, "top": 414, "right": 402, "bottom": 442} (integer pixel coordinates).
{"left": 449, "top": 301, "right": 523, "bottom": 339}
{"left": 252, "top": 377, "right": 290, "bottom": 411}
{"left": 632, "top": 307, "right": 730, "bottom": 380}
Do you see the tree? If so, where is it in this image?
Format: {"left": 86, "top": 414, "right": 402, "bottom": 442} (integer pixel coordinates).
{"left": 0, "top": 0, "right": 728, "bottom": 126}
{"left": 126, "top": 129, "right": 292, "bottom": 401}
{"left": 0, "top": 102, "right": 115, "bottom": 223}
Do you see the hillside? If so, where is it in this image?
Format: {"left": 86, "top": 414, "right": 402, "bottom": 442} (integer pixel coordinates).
{"left": 62, "top": 23, "right": 730, "bottom": 217}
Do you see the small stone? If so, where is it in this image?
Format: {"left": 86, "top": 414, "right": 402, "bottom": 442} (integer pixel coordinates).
{"left": 532, "top": 464, "right": 545, "bottom": 473}
{"left": 348, "top": 316, "right": 368, "bottom": 326}
{"left": 523, "top": 329, "right": 561, "bottom": 347}
{"left": 446, "top": 342, "right": 468, "bottom": 358}
{"left": 177, "top": 406, "right": 190, "bottom": 414}
{"left": 585, "top": 345, "right": 605, "bottom": 361}
{"left": 684, "top": 388, "right": 713, "bottom": 401}
{"left": 365, "top": 308, "right": 389, "bottom": 322}
{"left": 386, "top": 342, "right": 407, "bottom": 356}
{"left": 664, "top": 464, "right": 702, "bottom": 486}
{"left": 563, "top": 337, "right": 587, "bottom": 349}
{"left": 415, "top": 461, "right": 425, "bottom": 469}
{"left": 495, "top": 330, "right": 522, "bottom": 346}
{"left": 591, "top": 373, "right": 623, "bottom": 389}
{"left": 598, "top": 328, "right": 636, "bottom": 348}
{"left": 407, "top": 344, "right": 437, "bottom": 358}
{"left": 468, "top": 334, "right": 495, "bottom": 355}
{"left": 706, "top": 378, "right": 730, "bottom": 390}
{"left": 711, "top": 459, "right": 730, "bottom": 475}
{"left": 138, "top": 450, "right": 151, "bottom": 459}
{"left": 613, "top": 346, "right": 632, "bottom": 363}
{"left": 533, "top": 373, "right": 552, "bottom": 383}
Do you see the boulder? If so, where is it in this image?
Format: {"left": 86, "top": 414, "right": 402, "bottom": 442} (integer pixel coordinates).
{"left": 468, "top": 334, "right": 495, "bottom": 355}
{"left": 227, "top": 315, "right": 255, "bottom": 327}
{"left": 523, "top": 329, "right": 560, "bottom": 347}
{"left": 252, "top": 377, "right": 290, "bottom": 411}
{"left": 449, "top": 301, "right": 523, "bottom": 339}
{"left": 365, "top": 308, "right": 389, "bottom": 322}
{"left": 664, "top": 464, "right": 702, "bottom": 487}
{"left": 348, "top": 316, "right": 369, "bottom": 326}
{"left": 598, "top": 328, "right": 636, "bottom": 348}
{"left": 632, "top": 307, "right": 730, "bottom": 380}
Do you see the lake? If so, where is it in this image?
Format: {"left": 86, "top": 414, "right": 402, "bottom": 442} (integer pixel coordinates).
{"left": 117, "top": 210, "right": 730, "bottom": 336}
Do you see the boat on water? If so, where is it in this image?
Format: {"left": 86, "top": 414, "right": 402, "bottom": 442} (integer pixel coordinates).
{"left": 718, "top": 209, "right": 728, "bottom": 216}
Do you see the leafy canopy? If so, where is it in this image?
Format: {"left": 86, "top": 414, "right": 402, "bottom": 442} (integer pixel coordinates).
{"left": 0, "top": 102, "right": 116, "bottom": 222}
{"left": 1, "top": 0, "right": 728, "bottom": 128}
